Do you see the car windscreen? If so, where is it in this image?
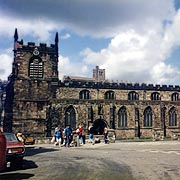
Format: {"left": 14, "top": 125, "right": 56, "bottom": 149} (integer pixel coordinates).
{"left": 4, "top": 133, "right": 18, "bottom": 142}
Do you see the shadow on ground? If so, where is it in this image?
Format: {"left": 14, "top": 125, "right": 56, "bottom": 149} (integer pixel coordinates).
{"left": 0, "top": 173, "right": 34, "bottom": 180}
{"left": 0, "top": 158, "right": 38, "bottom": 180}
{"left": 25, "top": 146, "right": 59, "bottom": 156}
{"left": 3, "top": 147, "right": 57, "bottom": 172}
{"left": 4, "top": 159, "right": 37, "bottom": 171}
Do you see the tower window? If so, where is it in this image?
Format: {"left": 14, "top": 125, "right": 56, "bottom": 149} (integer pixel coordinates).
{"left": 29, "top": 58, "right": 43, "bottom": 78}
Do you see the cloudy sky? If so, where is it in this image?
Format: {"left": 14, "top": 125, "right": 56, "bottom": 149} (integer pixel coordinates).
{"left": 1, "top": 0, "right": 180, "bottom": 85}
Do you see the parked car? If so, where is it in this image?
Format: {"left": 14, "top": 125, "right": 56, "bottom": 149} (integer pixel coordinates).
{"left": 4, "top": 132, "right": 25, "bottom": 167}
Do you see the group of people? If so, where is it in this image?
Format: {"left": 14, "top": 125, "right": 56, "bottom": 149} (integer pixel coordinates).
{"left": 88, "top": 123, "right": 109, "bottom": 144}
{"left": 52, "top": 123, "right": 109, "bottom": 147}
{"left": 52, "top": 124, "right": 85, "bottom": 147}
{"left": 52, "top": 125, "right": 73, "bottom": 147}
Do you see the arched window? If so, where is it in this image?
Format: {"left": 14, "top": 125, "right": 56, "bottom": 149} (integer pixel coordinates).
{"left": 169, "top": 107, "right": 177, "bottom": 126}
{"left": 144, "top": 106, "right": 152, "bottom": 127}
{"left": 151, "top": 92, "right": 161, "bottom": 101}
{"left": 171, "top": 93, "right": 179, "bottom": 101}
{"left": 128, "top": 91, "right": 139, "bottom": 101}
{"left": 118, "top": 106, "right": 127, "bottom": 128}
{"left": 104, "top": 90, "right": 115, "bottom": 100}
{"left": 29, "top": 57, "right": 43, "bottom": 78}
{"left": 79, "top": 90, "right": 90, "bottom": 99}
{"left": 65, "top": 105, "right": 76, "bottom": 129}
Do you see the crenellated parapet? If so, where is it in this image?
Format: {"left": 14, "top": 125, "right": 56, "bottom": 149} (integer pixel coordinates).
{"left": 13, "top": 28, "right": 58, "bottom": 66}
{"left": 59, "top": 79, "right": 180, "bottom": 91}
{"left": 15, "top": 41, "right": 57, "bottom": 57}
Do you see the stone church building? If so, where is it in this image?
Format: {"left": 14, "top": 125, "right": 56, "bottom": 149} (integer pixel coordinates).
{"left": 3, "top": 29, "right": 180, "bottom": 139}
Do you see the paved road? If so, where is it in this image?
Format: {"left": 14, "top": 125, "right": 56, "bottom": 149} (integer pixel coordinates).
{"left": 1, "top": 141, "right": 180, "bottom": 180}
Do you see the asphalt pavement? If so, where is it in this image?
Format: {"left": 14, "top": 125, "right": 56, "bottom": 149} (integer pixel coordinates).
{"left": 1, "top": 140, "right": 180, "bottom": 180}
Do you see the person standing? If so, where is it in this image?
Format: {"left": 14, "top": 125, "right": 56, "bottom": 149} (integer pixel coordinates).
{"left": 54, "top": 127, "right": 62, "bottom": 147}
{"left": 69, "top": 125, "right": 73, "bottom": 145}
{"left": 76, "top": 124, "right": 84, "bottom": 145}
{"left": 64, "top": 125, "right": 72, "bottom": 147}
{"left": 103, "top": 126, "right": 108, "bottom": 144}
{"left": 88, "top": 124, "right": 94, "bottom": 143}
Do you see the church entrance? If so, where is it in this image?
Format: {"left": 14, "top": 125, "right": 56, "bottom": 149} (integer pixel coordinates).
{"left": 93, "top": 118, "right": 107, "bottom": 135}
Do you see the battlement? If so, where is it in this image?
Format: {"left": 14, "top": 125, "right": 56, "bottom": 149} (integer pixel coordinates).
{"left": 14, "top": 27, "right": 58, "bottom": 55}
{"left": 60, "top": 79, "right": 180, "bottom": 91}
{"left": 15, "top": 40, "right": 56, "bottom": 54}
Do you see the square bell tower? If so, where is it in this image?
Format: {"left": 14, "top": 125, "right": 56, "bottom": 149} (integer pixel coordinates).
{"left": 3, "top": 28, "right": 59, "bottom": 137}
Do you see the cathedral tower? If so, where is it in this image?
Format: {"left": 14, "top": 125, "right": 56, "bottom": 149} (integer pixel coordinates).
{"left": 4, "top": 29, "right": 59, "bottom": 136}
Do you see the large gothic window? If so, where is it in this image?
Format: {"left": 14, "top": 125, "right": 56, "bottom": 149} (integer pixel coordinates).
{"left": 79, "top": 90, "right": 90, "bottom": 99}
{"left": 169, "top": 107, "right": 177, "bottom": 126}
{"left": 151, "top": 92, "right": 160, "bottom": 101}
{"left": 105, "top": 90, "right": 115, "bottom": 100}
{"left": 171, "top": 93, "right": 179, "bottom": 101}
{"left": 29, "top": 58, "right": 43, "bottom": 78}
{"left": 65, "top": 105, "right": 76, "bottom": 129}
{"left": 144, "top": 106, "right": 153, "bottom": 127}
{"left": 128, "top": 91, "right": 139, "bottom": 101}
{"left": 118, "top": 106, "right": 127, "bottom": 128}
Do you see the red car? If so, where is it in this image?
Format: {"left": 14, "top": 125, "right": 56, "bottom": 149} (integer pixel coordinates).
{"left": 0, "top": 130, "right": 6, "bottom": 172}
{"left": 4, "top": 132, "right": 25, "bottom": 168}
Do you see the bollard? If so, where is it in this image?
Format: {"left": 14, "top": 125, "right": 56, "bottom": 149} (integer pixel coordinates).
{"left": 0, "top": 129, "right": 6, "bottom": 172}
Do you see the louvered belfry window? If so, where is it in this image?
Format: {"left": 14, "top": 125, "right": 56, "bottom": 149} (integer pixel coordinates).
{"left": 29, "top": 58, "right": 43, "bottom": 78}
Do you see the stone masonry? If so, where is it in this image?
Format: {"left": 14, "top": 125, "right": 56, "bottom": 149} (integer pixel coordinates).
{"left": 3, "top": 29, "right": 180, "bottom": 140}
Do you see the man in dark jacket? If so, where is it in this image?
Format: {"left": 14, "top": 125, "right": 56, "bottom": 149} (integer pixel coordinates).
{"left": 88, "top": 124, "right": 95, "bottom": 143}
{"left": 64, "top": 125, "right": 72, "bottom": 147}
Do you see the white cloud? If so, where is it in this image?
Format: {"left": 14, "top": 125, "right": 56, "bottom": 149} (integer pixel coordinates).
{"left": 0, "top": 54, "right": 13, "bottom": 80}
{"left": 1, "top": 0, "right": 180, "bottom": 85}
{"left": 162, "top": 9, "right": 180, "bottom": 53}
{"left": 60, "top": 33, "right": 71, "bottom": 40}
{"left": 58, "top": 55, "right": 89, "bottom": 81}
{"left": 0, "top": 13, "right": 60, "bottom": 42}
{"left": 150, "top": 62, "right": 180, "bottom": 84}
{"left": 81, "top": 27, "right": 180, "bottom": 84}
{"left": 0, "top": 0, "right": 175, "bottom": 37}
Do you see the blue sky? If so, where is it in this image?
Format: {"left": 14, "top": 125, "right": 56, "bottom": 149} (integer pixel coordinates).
{"left": 1, "top": 0, "right": 180, "bottom": 85}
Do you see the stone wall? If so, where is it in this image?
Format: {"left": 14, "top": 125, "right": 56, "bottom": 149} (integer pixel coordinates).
{"left": 54, "top": 86, "right": 180, "bottom": 138}
{"left": 4, "top": 31, "right": 180, "bottom": 139}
